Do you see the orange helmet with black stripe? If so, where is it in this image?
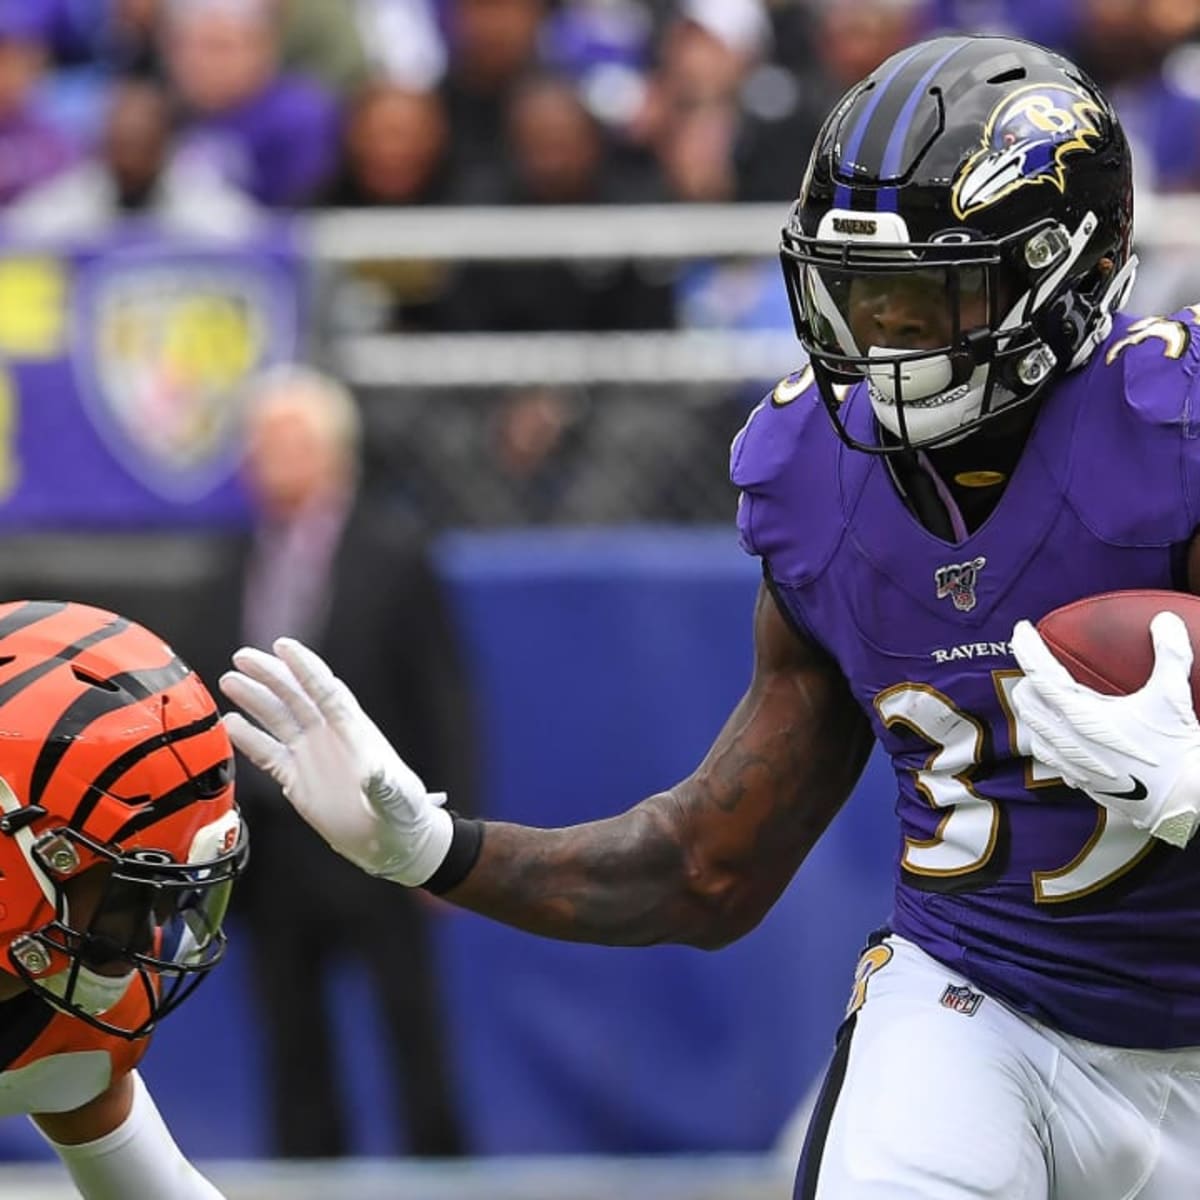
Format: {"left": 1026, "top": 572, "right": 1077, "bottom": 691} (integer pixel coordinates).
{"left": 0, "top": 600, "right": 247, "bottom": 1039}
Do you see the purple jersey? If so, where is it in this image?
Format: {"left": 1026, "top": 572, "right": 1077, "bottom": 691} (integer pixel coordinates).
{"left": 0, "top": 109, "right": 74, "bottom": 204}
{"left": 174, "top": 75, "right": 340, "bottom": 208}
{"left": 731, "top": 305, "right": 1200, "bottom": 1048}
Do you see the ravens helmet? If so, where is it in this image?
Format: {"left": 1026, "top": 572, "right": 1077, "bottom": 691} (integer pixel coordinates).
{"left": 780, "top": 35, "right": 1135, "bottom": 451}
{"left": 0, "top": 601, "right": 246, "bottom": 1039}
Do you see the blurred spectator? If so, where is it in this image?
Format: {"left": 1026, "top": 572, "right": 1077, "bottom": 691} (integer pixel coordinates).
{"left": 442, "top": 73, "right": 674, "bottom": 331}
{"left": 1074, "top": 0, "right": 1200, "bottom": 189}
{"left": 736, "top": 0, "right": 933, "bottom": 200}
{"left": 95, "top": 0, "right": 167, "bottom": 78}
{"left": 507, "top": 71, "right": 634, "bottom": 203}
{"left": 633, "top": 0, "right": 780, "bottom": 198}
{"left": 326, "top": 82, "right": 451, "bottom": 206}
{"left": 6, "top": 78, "right": 261, "bottom": 237}
{"left": 209, "top": 364, "right": 473, "bottom": 1158}
{"left": 812, "top": 0, "right": 932, "bottom": 92}
{"left": 1082, "top": 0, "right": 1200, "bottom": 315}
{"left": 664, "top": 0, "right": 769, "bottom": 103}
{"left": 1073, "top": 0, "right": 1155, "bottom": 86}
{"left": 0, "top": 1, "right": 76, "bottom": 204}
{"left": 658, "top": 98, "right": 738, "bottom": 203}
{"left": 322, "top": 84, "right": 457, "bottom": 332}
{"left": 627, "top": 0, "right": 755, "bottom": 179}
{"left": 165, "top": 0, "right": 341, "bottom": 206}
{"left": 441, "top": 0, "right": 548, "bottom": 203}
{"left": 355, "top": 0, "right": 447, "bottom": 90}
{"left": 542, "top": 0, "right": 654, "bottom": 132}
{"left": 278, "top": 0, "right": 370, "bottom": 94}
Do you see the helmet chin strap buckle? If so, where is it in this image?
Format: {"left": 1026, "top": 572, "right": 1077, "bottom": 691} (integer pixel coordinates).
{"left": 10, "top": 935, "right": 52, "bottom": 976}
{"left": 1016, "top": 343, "right": 1058, "bottom": 388}
{"left": 34, "top": 832, "right": 80, "bottom": 876}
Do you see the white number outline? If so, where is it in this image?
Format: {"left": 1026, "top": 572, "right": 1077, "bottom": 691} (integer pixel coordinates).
{"left": 878, "top": 675, "right": 1155, "bottom": 904}
{"left": 876, "top": 683, "right": 999, "bottom": 879}
{"left": 1105, "top": 315, "right": 1191, "bottom": 365}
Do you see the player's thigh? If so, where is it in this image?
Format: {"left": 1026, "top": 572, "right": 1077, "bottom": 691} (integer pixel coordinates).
{"left": 1091, "top": 1048, "right": 1200, "bottom": 1200}
{"left": 1143, "top": 1067, "right": 1200, "bottom": 1199}
{"left": 796, "top": 936, "right": 1050, "bottom": 1200}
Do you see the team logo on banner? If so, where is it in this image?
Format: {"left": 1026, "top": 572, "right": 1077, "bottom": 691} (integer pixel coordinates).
{"left": 75, "top": 253, "right": 297, "bottom": 501}
{"left": 951, "top": 83, "right": 1103, "bottom": 219}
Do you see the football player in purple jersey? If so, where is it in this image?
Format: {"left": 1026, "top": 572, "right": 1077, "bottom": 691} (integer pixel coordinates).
{"left": 221, "top": 34, "right": 1200, "bottom": 1199}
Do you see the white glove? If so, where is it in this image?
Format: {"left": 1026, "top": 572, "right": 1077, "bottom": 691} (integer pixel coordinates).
{"left": 1010, "top": 612, "right": 1200, "bottom": 848}
{"left": 218, "top": 638, "right": 453, "bottom": 886}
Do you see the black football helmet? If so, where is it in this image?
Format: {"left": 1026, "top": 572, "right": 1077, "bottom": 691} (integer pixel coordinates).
{"left": 780, "top": 35, "right": 1135, "bottom": 452}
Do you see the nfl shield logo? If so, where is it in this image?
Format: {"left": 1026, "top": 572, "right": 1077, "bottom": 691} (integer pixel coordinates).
{"left": 74, "top": 252, "right": 298, "bottom": 501}
{"left": 940, "top": 983, "right": 984, "bottom": 1017}
{"left": 934, "top": 556, "right": 987, "bottom": 612}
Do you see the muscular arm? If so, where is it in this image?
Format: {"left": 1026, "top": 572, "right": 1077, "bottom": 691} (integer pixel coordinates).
{"left": 448, "top": 582, "right": 875, "bottom": 949}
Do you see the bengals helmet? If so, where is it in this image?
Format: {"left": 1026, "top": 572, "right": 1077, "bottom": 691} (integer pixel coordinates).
{"left": 780, "top": 35, "right": 1135, "bottom": 451}
{"left": 0, "top": 601, "right": 246, "bottom": 1039}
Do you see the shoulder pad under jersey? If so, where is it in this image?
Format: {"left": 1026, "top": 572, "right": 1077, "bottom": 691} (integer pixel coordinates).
{"left": 730, "top": 365, "right": 850, "bottom": 581}
{"left": 1101, "top": 304, "right": 1200, "bottom": 405}
{"left": 1070, "top": 304, "right": 1200, "bottom": 543}
{"left": 731, "top": 367, "right": 822, "bottom": 489}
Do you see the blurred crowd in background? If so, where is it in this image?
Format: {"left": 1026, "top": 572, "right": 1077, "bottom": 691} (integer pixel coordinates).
{"left": 2, "top": 0, "right": 1198, "bottom": 522}
{"left": 0, "top": 0, "right": 1197, "bottom": 279}
{"left": 2, "top": 0, "right": 1198, "bottom": 218}
{"left": 0, "top": 0, "right": 1197, "bottom": 541}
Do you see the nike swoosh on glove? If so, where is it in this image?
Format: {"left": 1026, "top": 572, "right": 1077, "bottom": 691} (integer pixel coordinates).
{"left": 1010, "top": 611, "right": 1200, "bottom": 848}
{"left": 218, "top": 638, "right": 453, "bottom": 886}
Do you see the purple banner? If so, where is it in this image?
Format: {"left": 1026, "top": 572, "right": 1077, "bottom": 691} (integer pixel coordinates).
{"left": 0, "top": 225, "right": 305, "bottom": 529}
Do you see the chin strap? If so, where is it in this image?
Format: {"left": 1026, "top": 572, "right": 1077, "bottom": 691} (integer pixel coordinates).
{"left": 885, "top": 451, "right": 962, "bottom": 542}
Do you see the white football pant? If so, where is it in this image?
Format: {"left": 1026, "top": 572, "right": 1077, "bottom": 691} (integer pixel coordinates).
{"left": 797, "top": 934, "right": 1200, "bottom": 1199}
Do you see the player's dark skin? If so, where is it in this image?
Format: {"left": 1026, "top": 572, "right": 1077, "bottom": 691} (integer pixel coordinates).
{"left": 447, "top": 267, "right": 1200, "bottom": 948}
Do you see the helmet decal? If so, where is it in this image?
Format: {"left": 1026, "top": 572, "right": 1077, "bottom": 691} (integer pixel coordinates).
{"left": 30, "top": 657, "right": 192, "bottom": 823}
{"left": 952, "top": 83, "right": 1104, "bottom": 219}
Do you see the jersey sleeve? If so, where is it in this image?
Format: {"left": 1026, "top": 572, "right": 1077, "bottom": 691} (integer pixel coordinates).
{"left": 729, "top": 366, "right": 846, "bottom": 582}
{"left": 1079, "top": 305, "right": 1200, "bottom": 544}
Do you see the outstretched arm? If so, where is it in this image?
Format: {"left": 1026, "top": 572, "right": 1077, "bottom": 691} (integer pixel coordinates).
{"left": 448, "top": 584, "right": 874, "bottom": 947}
{"left": 220, "top": 583, "right": 874, "bottom": 950}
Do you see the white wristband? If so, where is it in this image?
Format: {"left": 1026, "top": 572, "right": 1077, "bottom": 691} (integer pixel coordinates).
{"left": 39, "top": 1071, "right": 225, "bottom": 1200}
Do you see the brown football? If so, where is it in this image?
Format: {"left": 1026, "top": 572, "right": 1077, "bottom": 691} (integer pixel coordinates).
{"left": 1035, "top": 590, "right": 1200, "bottom": 709}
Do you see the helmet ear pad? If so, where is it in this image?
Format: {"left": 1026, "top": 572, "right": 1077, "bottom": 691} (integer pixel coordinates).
{"left": 1034, "top": 255, "right": 1127, "bottom": 366}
